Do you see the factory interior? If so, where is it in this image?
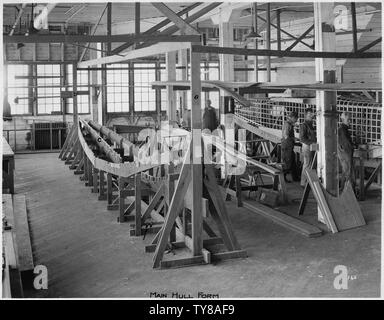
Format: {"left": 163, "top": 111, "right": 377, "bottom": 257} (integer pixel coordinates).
{"left": 1, "top": 1, "right": 382, "bottom": 298}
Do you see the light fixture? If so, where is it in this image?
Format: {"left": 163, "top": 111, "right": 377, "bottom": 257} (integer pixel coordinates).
{"left": 245, "top": 27, "right": 262, "bottom": 40}
{"left": 245, "top": 4, "right": 262, "bottom": 40}
{"left": 24, "top": 4, "right": 39, "bottom": 36}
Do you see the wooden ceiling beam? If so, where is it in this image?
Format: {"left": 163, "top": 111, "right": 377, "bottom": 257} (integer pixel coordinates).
{"left": 285, "top": 24, "right": 314, "bottom": 51}
{"left": 151, "top": 2, "right": 199, "bottom": 35}
{"left": 136, "top": 2, "right": 222, "bottom": 49}
{"left": 78, "top": 41, "right": 192, "bottom": 67}
{"left": 111, "top": 2, "right": 202, "bottom": 55}
{"left": 79, "top": 4, "right": 108, "bottom": 62}
{"left": 4, "top": 34, "right": 201, "bottom": 44}
{"left": 191, "top": 45, "right": 381, "bottom": 59}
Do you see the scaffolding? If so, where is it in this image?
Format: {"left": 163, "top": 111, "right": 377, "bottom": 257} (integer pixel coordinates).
{"left": 235, "top": 98, "right": 382, "bottom": 145}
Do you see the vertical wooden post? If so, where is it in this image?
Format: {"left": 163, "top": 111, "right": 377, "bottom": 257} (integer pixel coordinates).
{"left": 166, "top": 51, "right": 177, "bottom": 123}
{"left": 83, "top": 155, "right": 88, "bottom": 182}
{"left": 106, "top": 3, "right": 112, "bottom": 55}
{"left": 276, "top": 9, "right": 281, "bottom": 51}
{"left": 359, "top": 154, "right": 365, "bottom": 201}
{"left": 351, "top": 2, "right": 358, "bottom": 53}
{"left": 92, "top": 168, "right": 99, "bottom": 193}
{"left": 215, "top": 10, "right": 234, "bottom": 177}
{"left": 190, "top": 47, "right": 203, "bottom": 256}
{"left": 61, "top": 63, "right": 67, "bottom": 123}
{"left": 314, "top": 3, "right": 339, "bottom": 221}
{"left": 168, "top": 164, "right": 176, "bottom": 242}
{"left": 266, "top": 3, "right": 271, "bottom": 82}
{"left": 107, "top": 173, "right": 113, "bottom": 206}
{"left": 89, "top": 45, "right": 99, "bottom": 123}
{"left": 179, "top": 48, "right": 188, "bottom": 119}
{"left": 58, "top": 125, "right": 61, "bottom": 150}
{"left": 100, "top": 3, "right": 112, "bottom": 126}
{"left": 49, "top": 122, "right": 53, "bottom": 150}
{"left": 155, "top": 61, "right": 162, "bottom": 126}
{"left": 87, "top": 159, "right": 94, "bottom": 187}
{"left": 119, "top": 177, "right": 125, "bottom": 223}
{"left": 135, "top": 2, "right": 140, "bottom": 38}
{"left": 98, "top": 170, "right": 106, "bottom": 200}
{"left": 28, "top": 65, "right": 35, "bottom": 115}
{"left": 129, "top": 61, "right": 135, "bottom": 118}
{"left": 101, "top": 49, "right": 108, "bottom": 125}
{"left": 135, "top": 174, "right": 142, "bottom": 235}
{"left": 253, "top": 2, "right": 259, "bottom": 82}
{"left": 72, "top": 62, "right": 78, "bottom": 125}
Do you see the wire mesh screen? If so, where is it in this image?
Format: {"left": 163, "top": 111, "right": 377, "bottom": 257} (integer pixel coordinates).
{"left": 235, "top": 98, "right": 381, "bottom": 145}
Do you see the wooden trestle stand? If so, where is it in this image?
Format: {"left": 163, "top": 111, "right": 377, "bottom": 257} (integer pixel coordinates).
{"left": 59, "top": 119, "right": 247, "bottom": 269}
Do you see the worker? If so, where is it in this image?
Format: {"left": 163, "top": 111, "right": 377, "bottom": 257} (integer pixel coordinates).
{"left": 202, "top": 99, "right": 219, "bottom": 133}
{"left": 3, "top": 94, "right": 12, "bottom": 121}
{"left": 338, "top": 111, "right": 356, "bottom": 191}
{"left": 281, "top": 111, "right": 298, "bottom": 183}
{"left": 299, "top": 108, "right": 317, "bottom": 187}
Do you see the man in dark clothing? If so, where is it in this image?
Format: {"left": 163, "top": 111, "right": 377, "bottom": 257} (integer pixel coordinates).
{"left": 3, "top": 94, "right": 12, "bottom": 121}
{"left": 281, "top": 111, "right": 298, "bottom": 182}
{"left": 202, "top": 99, "right": 219, "bottom": 133}
{"left": 338, "top": 111, "right": 355, "bottom": 191}
{"left": 299, "top": 108, "right": 317, "bottom": 187}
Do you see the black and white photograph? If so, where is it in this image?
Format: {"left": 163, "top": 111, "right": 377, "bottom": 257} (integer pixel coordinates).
{"left": 1, "top": 0, "right": 382, "bottom": 303}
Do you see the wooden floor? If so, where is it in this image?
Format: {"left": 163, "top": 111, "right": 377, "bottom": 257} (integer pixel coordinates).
{"left": 14, "top": 153, "right": 381, "bottom": 298}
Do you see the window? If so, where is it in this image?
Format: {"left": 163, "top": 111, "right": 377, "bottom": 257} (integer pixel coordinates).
{"left": 106, "top": 64, "right": 130, "bottom": 113}
{"left": 133, "top": 63, "right": 156, "bottom": 112}
{"left": 7, "top": 64, "right": 30, "bottom": 115}
{"left": 36, "top": 64, "right": 61, "bottom": 114}
{"left": 67, "top": 65, "right": 90, "bottom": 114}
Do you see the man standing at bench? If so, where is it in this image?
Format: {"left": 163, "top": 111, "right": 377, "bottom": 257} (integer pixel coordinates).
{"left": 299, "top": 108, "right": 317, "bottom": 187}
{"left": 281, "top": 111, "right": 298, "bottom": 183}
{"left": 338, "top": 111, "right": 356, "bottom": 191}
{"left": 202, "top": 99, "right": 219, "bottom": 133}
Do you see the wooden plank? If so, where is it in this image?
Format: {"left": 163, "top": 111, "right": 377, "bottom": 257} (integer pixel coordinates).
{"left": 3, "top": 136, "right": 14, "bottom": 156}
{"left": 5, "top": 34, "right": 201, "bottom": 44}
{"left": 191, "top": 44, "right": 381, "bottom": 59}
{"left": 365, "top": 163, "right": 382, "bottom": 193}
{"left": 190, "top": 49, "right": 203, "bottom": 256}
{"left": 141, "top": 183, "right": 165, "bottom": 222}
{"left": 357, "top": 37, "right": 382, "bottom": 53}
{"left": 211, "top": 249, "right": 248, "bottom": 262}
{"left": 153, "top": 158, "right": 191, "bottom": 268}
{"left": 314, "top": 2, "right": 338, "bottom": 200}
{"left": 285, "top": 24, "right": 314, "bottom": 52}
{"left": 351, "top": 2, "right": 358, "bottom": 52}
{"left": 58, "top": 125, "right": 74, "bottom": 159}
{"left": 111, "top": 2, "right": 201, "bottom": 54}
{"left": 78, "top": 42, "right": 192, "bottom": 67}
{"left": 151, "top": 3, "right": 199, "bottom": 35}
{"left": 305, "top": 169, "right": 338, "bottom": 233}
{"left": 324, "top": 181, "right": 366, "bottom": 231}
{"left": 134, "top": 174, "right": 142, "bottom": 235}
{"left": 234, "top": 115, "right": 281, "bottom": 144}
{"left": 3, "top": 194, "right": 14, "bottom": 226}
{"left": 13, "top": 194, "right": 34, "bottom": 272}
{"left": 204, "top": 166, "right": 241, "bottom": 250}
{"left": 2, "top": 233, "right": 12, "bottom": 298}
{"left": 98, "top": 170, "right": 106, "bottom": 200}
{"left": 243, "top": 200, "right": 323, "bottom": 238}
{"left": 160, "top": 255, "right": 205, "bottom": 269}
{"left": 3, "top": 231, "right": 24, "bottom": 297}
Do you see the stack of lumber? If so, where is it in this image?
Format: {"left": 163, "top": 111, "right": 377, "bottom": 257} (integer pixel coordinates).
{"left": 2, "top": 194, "right": 34, "bottom": 297}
